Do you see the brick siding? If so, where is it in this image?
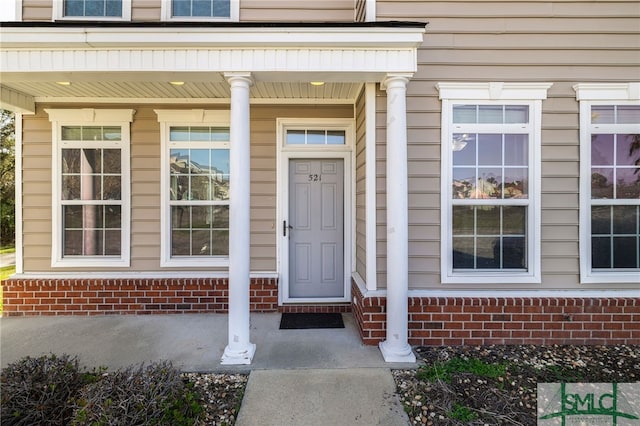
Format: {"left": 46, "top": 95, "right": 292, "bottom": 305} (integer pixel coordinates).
{"left": 352, "top": 280, "right": 640, "bottom": 346}
{"left": 1, "top": 277, "right": 278, "bottom": 316}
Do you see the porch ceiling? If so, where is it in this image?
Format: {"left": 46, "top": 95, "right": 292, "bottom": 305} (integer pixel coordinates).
{"left": 0, "top": 79, "right": 363, "bottom": 104}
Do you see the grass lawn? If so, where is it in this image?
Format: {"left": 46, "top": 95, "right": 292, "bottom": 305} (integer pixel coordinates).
{"left": 0, "top": 246, "right": 16, "bottom": 314}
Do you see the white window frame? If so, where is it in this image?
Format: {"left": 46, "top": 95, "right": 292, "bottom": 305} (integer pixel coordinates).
{"left": 53, "top": 0, "right": 132, "bottom": 21}
{"left": 161, "top": 0, "right": 239, "bottom": 22}
{"left": 156, "top": 109, "right": 231, "bottom": 268}
{"left": 437, "top": 82, "right": 552, "bottom": 284}
{"left": 47, "top": 108, "right": 134, "bottom": 268}
{"left": 575, "top": 83, "right": 640, "bottom": 284}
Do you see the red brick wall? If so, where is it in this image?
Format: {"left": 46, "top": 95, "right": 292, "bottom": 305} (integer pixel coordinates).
{"left": 1, "top": 277, "right": 278, "bottom": 316}
{"left": 352, "top": 280, "right": 640, "bottom": 346}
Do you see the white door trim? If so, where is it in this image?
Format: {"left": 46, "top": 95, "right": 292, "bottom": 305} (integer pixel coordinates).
{"left": 276, "top": 118, "right": 355, "bottom": 304}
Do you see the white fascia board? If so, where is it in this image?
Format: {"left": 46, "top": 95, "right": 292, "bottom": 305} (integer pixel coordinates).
{"left": 0, "top": 26, "right": 425, "bottom": 49}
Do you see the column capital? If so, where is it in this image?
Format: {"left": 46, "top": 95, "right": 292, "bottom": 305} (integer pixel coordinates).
{"left": 381, "top": 73, "right": 412, "bottom": 90}
{"left": 224, "top": 72, "right": 254, "bottom": 86}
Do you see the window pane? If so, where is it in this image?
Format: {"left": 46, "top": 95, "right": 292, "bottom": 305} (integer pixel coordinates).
{"left": 503, "top": 206, "right": 526, "bottom": 235}
{"left": 505, "top": 105, "right": 529, "bottom": 124}
{"left": 477, "top": 134, "right": 502, "bottom": 166}
{"left": 591, "top": 206, "right": 611, "bottom": 235}
{"left": 503, "top": 168, "right": 527, "bottom": 199}
{"left": 103, "top": 127, "right": 122, "bottom": 141}
{"left": 617, "top": 134, "right": 640, "bottom": 166}
{"left": 452, "top": 237, "right": 474, "bottom": 268}
{"left": 617, "top": 168, "right": 640, "bottom": 199}
{"left": 64, "top": 230, "right": 83, "bottom": 255}
{"left": 102, "top": 149, "right": 121, "bottom": 173}
{"left": 62, "top": 126, "right": 82, "bottom": 140}
{"left": 192, "top": 230, "right": 211, "bottom": 255}
{"left": 104, "top": 230, "right": 121, "bottom": 255}
{"left": 452, "top": 206, "right": 474, "bottom": 235}
{"left": 172, "top": 206, "right": 189, "bottom": 229}
{"left": 173, "top": 0, "right": 190, "bottom": 16}
{"left": 62, "top": 148, "right": 80, "bottom": 172}
{"left": 190, "top": 127, "right": 211, "bottom": 141}
{"left": 453, "top": 105, "right": 476, "bottom": 123}
{"left": 591, "top": 134, "right": 614, "bottom": 165}
{"left": 190, "top": 175, "right": 211, "bottom": 200}
{"left": 191, "top": 206, "right": 211, "bottom": 228}
{"left": 287, "top": 130, "right": 305, "bottom": 145}
{"left": 613, "top": 237, "right": 637, "bottom": 268}
{"left": 82, "top": 126, "right": 103, "bottom": 141}
{"left": 210, "top": 128, "right": 230, "bottom": 141}
{"left": 591, "top": 168, "right": 614, "bottom": 199}
{"left": 64, "top": 0, "right": 84, "bottom": 16}
{"left": 613, "top": 206, "right": 637, "bottom": 234}
{"left": 307, "top": 130, "right": 325, "bottom": 144}
{"left": 452, "top": 133, "right": 475, "bottom": 161}
{"left": 211, "top": 230, "right": 229, "bottom": 255}
{"left": 105, "top": 0, "right": 121, "bottom": 16}
{"left": 193, "top": 0, "right": 212, "bottom": 16}
{"left": 476, "top": 206, "right": 500, "bottom": 235}
{"left": 476, "top": 168, "right": 501, "bottom": 199}
{"left": 618, "top": 106, "right": 640, "bottom": 124}
{"left": 476, "top": 237, "right": 500, "bottom": 268}
{"left": 103, "top": 176, "right": 121, "bottom": 200}
{"left": 212, "top": 205, "right": 229, "bottom": 228}
{"left": 63, "top": 205, "right": 83, "bottom": 229}
{"left": 452, "top": 168, "right": 475, "bottom": 199}
{"left": 592, "top": 106, "right": 615, "bottom": 124}
{"left": 190, "top": 149, "right": 210, "bottom": 173}
{"left": 478, "top": 105, "right": 503, "bottom": 123}
{"left": 85, "top": 0, "right": 106, "bottom": 16}
{"left": 170, "top": 127, "right": 190, "bottom": 141}
{"left": 504, "top": 134, "right": 528, "bottom": 166}
{"left": 327, "top": 131, "right": 346, "bottom": 145}
{"left": 104, "top": 205, "right": 121, "bottom": 228}
{"left": 502, "top": 237, "right": 525, "bottom": 268}
{"left": 172, "top": 230, "right": 190, "bottom": 255}
{"left": 213, "top": 0, "right": 230, "bottom": 17}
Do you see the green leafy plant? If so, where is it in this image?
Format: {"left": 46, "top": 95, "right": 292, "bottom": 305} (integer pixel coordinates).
{"left": 417, "top": 357, "right": 507, "bottom": 383}
{"left": 448, "top": 403, "right": 478, "bottom": 422}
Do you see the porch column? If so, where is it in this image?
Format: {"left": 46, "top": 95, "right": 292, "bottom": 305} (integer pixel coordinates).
{"left": 221, "top": 72, "right": 256, "bottom": 365}
{"left": 379, "top": 74, "right": 416, "bottom": 363}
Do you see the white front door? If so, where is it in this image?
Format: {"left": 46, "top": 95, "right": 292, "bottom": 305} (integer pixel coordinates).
{"left": 288, "top": 159, "right": 344, "bottom": 298}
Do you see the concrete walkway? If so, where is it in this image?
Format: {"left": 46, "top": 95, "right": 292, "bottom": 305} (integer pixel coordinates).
{"left": 1, "top": 312, "right": 417, "bottom": 425}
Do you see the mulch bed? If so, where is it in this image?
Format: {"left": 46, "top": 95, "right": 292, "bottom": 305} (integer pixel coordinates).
{"left": 393, "top": 344, "right": 640, "bottom": 425}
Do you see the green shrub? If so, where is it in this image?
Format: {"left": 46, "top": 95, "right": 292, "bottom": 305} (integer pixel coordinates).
{"left": 72, "top": 361, "right": 203, "bottom": 426}
{"left": 0, "top": 354, "right": 86, "bottom": 426}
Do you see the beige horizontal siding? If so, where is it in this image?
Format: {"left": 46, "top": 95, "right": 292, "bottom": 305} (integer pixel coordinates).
{"left": 240, "top": 0, "right": 355, "bottom": 22}
{"left": 355, "top": 87, "right": 367, "bottom": 280}
{"left": 131, "top": 0, "right": 161, "bottom": 21}
{"left": 21, "top": 103, "right": 352, "bottom": 273}
{"left": 374, "top": 0, "right": 640, "bottom": 290}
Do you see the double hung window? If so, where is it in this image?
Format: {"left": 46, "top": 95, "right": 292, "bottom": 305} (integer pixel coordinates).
{"left": 576, "top": 84, "right": 640, "bottom": 282}
{"left": 47, "top": 109, "right": 134, "bottom": 267}
{"left": 56, "top": 0, "right": 131, "bottom": 20}
{"left": 438, "top": 83, "right": 551, "bottom": 283}
{"left": 157, "top": 110, "right": 231, "bottom": 267}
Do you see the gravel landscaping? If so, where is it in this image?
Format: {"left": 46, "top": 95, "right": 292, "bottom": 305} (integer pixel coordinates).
{"left": 184, "top": 372, "right": 248, "bottom": 426}
{"left": 393, "top": 344, "right": 640, "bottom": 425}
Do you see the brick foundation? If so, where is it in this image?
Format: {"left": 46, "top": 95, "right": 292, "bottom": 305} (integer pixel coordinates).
{"left": 1, "top": 277, "right": 278, "bottom": 316}
{"left": 352, "top": 280, "right": 640, "bottom": 346}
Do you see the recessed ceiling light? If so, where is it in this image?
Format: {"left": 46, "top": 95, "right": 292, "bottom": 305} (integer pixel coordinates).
{"left": 56, "top": 81, "right": 71, "bottom": 86}
{"left": 170, "top": 81, "right": 185, "bottom": 86}
{"left": 310, "top": 81, "right": 325, "bottom": 86}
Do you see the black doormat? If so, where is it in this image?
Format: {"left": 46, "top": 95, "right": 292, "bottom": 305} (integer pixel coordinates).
{"left": 279, "top": 313, "right": 345, "bottom": 330}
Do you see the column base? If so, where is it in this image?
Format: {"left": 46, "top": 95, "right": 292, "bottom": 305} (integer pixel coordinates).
{"left": 221, "top": 343, "right": 256, "bottom": 365}
{"left": 379, "top": 340, "right": 416, "bottom": 363}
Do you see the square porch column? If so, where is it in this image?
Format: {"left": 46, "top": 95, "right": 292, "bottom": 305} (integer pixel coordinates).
{"left": 221, "top": 72, "right": 256, "bottom": 365}
{"left": 379, "top": 74, "right": 416, "bottom": 363}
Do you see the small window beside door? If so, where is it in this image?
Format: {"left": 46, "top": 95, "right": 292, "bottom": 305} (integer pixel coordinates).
{"left": 286, "top": 130, "right": 346, "bottom": 145}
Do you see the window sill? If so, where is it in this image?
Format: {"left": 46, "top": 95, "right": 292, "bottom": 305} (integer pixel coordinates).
{"left": 52, "top": 258, "right": 130, "bottom": 268}
{"left": 442, "top": 272, "right": 541, "bottom": 285}
{"left": 161, "top": 257, "right": 230, "bottom": 268}
{"left": 580, "top": 272, "right": 640, "bottom": 284}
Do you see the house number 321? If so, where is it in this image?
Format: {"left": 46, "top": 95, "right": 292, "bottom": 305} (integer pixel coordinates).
{"left": 308, "top": 174, "right": 321, "bottom": 182}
